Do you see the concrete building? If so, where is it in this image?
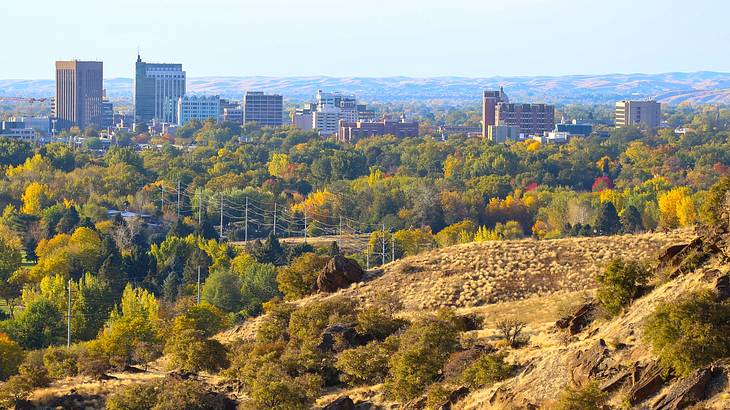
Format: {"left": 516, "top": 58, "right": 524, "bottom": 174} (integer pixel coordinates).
{"left": 54, "top": 60, "right": 103, "bottom": 130}
{"left": 10, "top": 116, "right": 50, "bottom": 136}
{"left": 533, "top": 131, "right": 569, "bottom": 144}
{"left": 615, "top": 100, "right": 661, "bottom": 129}
{"left": 134, "top": 54, "right": 186, "bottom": 127}
{"left": 101, "top": 91, "right": 114, "bottom": 128}
{"left": 495, "top": 103, "right": 555, "bottom": 135}
{"left": 486, "top": 124, "right": 521, "bottom": 143}
{"left": 482, "top": 87, "right": 509, "bottom": 137}
{"left": 243, "top": 91, "right": 283, "bottom": 127}
{"left": 337, "top": 116, "right": 419, "bottom": 143}
{"left": 292, "top": 103, "right": 316, "bottom": 131}
{"left": 1, "top": 121, "right": 37, "bottom": 142}
{"left": 223, "top": 107, "right": 243, "bottom": 124}
{"left": 304, "top": 90, "right": 376, "bottom": 135}
{"left": 177, "top": 95, "right": 221, "bottom": 125}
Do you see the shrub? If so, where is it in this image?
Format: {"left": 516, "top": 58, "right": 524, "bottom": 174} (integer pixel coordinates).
{"left": 42, "top": 346, "right": 79, "bottom": 379}
{"left": 76, "top": 340, "right": 112, "bottom": 378}
{"left": 176, "top": 303, "right": 228, "bottom": 338}
{"left": 106, "top": 382, "right": 160, "bottom": 410}
{"left": 335, "top": 336, "right": 399, "bottom": 385}
{"left": 153, "top": 378, "right": 233, "bottom": 410}
{"left": 496, "top": 319, "right": 527, "bottom": 347}
{"left": 555, "top": 382, "right": 608, "bottom": 410}
{"left": 355, "top": 306, "right": 406, "bottom": 340}
{"left": 165, "top": 316, "right": 229, "bottom": 373}
{"left": 255, "top": 301, "right": 294, "bottom": 343}
{"left": 276, "top": 253, "right": 329, "bottom": 300}
{"left": 0, "top": 373, "right": 34, "bottom": 409}
{"left": 248, "top": 362, "right": 319, "bottom": 410}
{"left": 700, "top": 176, "right": 730, "bottom": 225}
{"left": 384, "top": 310, "right": 462, "bottom": 401}
{"left": 460, "top": 353, "right": 512, "bottom": 389}
{"left": 0, "top": 331, "right": 24, "bottom": 381}
{"left": 16, "top": 350, "right": 50, "bottom": 388}
{"left": 424, "top": 382, "right": 454, "bottom": 409}
{"left": 596, "top": 258, "right": 651, "bottom": 316}
{"left": 644, "top": 289, "right": 730, "bottom": 376}
{"left": 435, "top": 220, "right": 478, "bottom": 247}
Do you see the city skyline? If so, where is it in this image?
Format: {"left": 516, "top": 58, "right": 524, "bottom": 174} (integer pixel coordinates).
{"left": 2, "top": 0, "right": 729, "bottom": 79}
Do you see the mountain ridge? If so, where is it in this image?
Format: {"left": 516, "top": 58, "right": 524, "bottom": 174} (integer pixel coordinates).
{"left": 2, "top": 71, "right": 730, "bottom": 104}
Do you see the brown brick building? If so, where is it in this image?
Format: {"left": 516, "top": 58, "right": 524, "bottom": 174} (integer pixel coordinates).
{"left": 337, "top": 117, "right": 419, "bottom": 143}
{"left": 54, "top": 60, "right": 103, "bottom": 130}
{"left": 495, "top": 103, "right": 555, "bottom": 135}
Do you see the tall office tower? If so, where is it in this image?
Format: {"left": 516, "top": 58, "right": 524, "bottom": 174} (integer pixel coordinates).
{"left": 177, "top": 95, "right": 221, "bottom": 125}
{"left": 54, "top": 60, "right": 103, "bottom": 130}
{"left": 243, "top": 91, "right": 283, "bottom": 127}
{"left": 615, "top": 100, "right": 661, "bottom": 129}
{"left": 495, "top": 103, "right": 555, "bottom": 135}
{"left": 481, "top": 87, "right": 509, "bottom": 137}
{"left": 134, "top": 54, "right": 186, "bottom": 127}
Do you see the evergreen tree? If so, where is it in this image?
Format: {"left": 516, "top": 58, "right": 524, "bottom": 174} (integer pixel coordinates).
{"left": 55, "top": 206, "right": 80, "bottom": 234}
{"left": 162, "top": 272, "right": 181, "bottom": 303}
{"left": 596, "top": 202, "right": 622, "bottom": 235}
{"left": 622, "top": 205, "right": 644, "bottom": 233}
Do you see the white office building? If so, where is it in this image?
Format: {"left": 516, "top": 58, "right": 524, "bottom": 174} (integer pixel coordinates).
{"left": 177, "top": 95, "right": 221, "bottom": 125}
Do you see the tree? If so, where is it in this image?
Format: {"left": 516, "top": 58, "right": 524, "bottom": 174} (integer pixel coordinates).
{"left": 496, "top": 319, "right": 526, "bottom": 347}
{"left": 621, "top": 205, "right": 644, "bottom": 233}
{"left": 202, "top": 269, "right": 243, "bottom": 312}
{"left": 20, "top": 182, "right": 52, "bottom": 216}
{"left": 700, "top": 176, "right": 730, "bottom": 225}
{"left": 1, "top": 298, "right": 65, "bottom": 349}
{"left": 165, "top": 318, "right": 228, "bottom": 373}
{"left": 644, "top": 290, "right": 730, "bottom": 376}
{"left": 595, "top": 202, "right": 621, "bottom": 235}
{"left": 276, "top": 253, "right": 328, "bottom": 301}
{"left": 238, "top": 262, "right": 280, "bottom": 315}
{"left": 0, "top": 332, "right": 24, "bottom": 381}
{"left": 658, "top": 187, "right": 696, "bottom": 228}
{"left": 596, "top": 259, "right": 651, "bottom": 316}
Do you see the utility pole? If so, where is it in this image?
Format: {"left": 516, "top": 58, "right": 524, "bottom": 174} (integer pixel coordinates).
{"left": 67, "top": 279, "right": 72, "bottom": 347}
{"left": 160, "top": 184, "right": 164, "bottom": 212}
{"left": 366, "top": 249, "right": 370, "bottom": 270}
{"left": 338, "top": 216, "right": 343, "bottom": 248}
{"left": 176, "top": 180, "right": 181, "bottom": 218}
{"left": 244, "top": 197, "right": 249, "bottom": 243}
{"left": 304, "top": 212, "right": 308, "bottom": 243}
{"left": 381, "top": 223, "right": 386, "bottom": 266}
{"left": 219, "top": 193, "right": 224, "bottom": 240}
{"left": 196, "top": 266, "right": 201, "bottom": 304}
{"left": 273, "top": 202, "right": 277, "bottom": 236}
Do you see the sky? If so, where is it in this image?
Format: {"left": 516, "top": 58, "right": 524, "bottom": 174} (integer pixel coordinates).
{"left": 2, "top": 0, "right": 729, "bottom": 79}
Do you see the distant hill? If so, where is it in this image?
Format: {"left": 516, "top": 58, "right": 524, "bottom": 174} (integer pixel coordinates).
{"left": 2, "top": 71, "right": 730, "bottom": 104}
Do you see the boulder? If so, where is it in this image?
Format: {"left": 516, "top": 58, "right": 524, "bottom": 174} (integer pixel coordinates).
{"left": 318, "top": 323, "right": 369, "bottom": 353}
{"left": 556, "top": 302, "right": 597, "bottom": 335}
{"left": 629, "top": 361, "right": 670, "bottom": 405}
{"left": 317, "top": 255, "right": 365, "bottom": 292}
{"left": 435, "top": 386, "right": 470, "bottom": 410}
{"left": 657, "top": 243, "right": 690, "bottom": 268}
{"left": 651, "top": 367, "right": 715, "bottom": 410}
{"left": 570, "top": 339, "right": 620, "bottom": 387}
{"left": 323, "top": 396, "right": 356, "bottom": 410}
{"left": 714, "top": 275, "right": 730, "bottom": 300}
{"left": 403, "top": 396, "right": 426, "bottom": 410}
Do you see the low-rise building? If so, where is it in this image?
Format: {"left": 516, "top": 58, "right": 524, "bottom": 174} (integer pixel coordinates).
{"left": 555, "top": 121, "right": 592, "bottom": 136}
{"left": 337, "top": 116, "right": 419, "bottom": 143}
{"left": 177, "top": 95, "right": 221, "bottom": 125}
{"left": 486, "top": 124, "right": 521, "bottom": 143}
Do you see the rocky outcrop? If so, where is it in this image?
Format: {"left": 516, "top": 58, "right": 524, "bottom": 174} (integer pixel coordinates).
{"left": 556, "top": 302, "right": 597, "bottom": 335}
{"left": 714, "top": 274, "right": 730, "bottom": 300}
{"left": 323, "top": 396, "right": 356, "bottom": 410}
{"left": 435, "top": 386, "right": 470, "bottom": 410}
{"left": 628, "top": 361, "right": 670, "bottom": 405}
{"left": 570, "top": 339, "right": 621, "bottom": 387}
{"left": 317, "top": 255, "right": 365, "bottom": 292}
{"left": 651, "top": 367, "right": 716, "bottom": 410}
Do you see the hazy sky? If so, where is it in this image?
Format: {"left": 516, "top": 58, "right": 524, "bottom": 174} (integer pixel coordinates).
{"left": 2, "top": 0, "right": 728, "bottom": 79}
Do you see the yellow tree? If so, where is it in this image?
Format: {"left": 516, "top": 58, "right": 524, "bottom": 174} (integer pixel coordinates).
{"left": 267, "top": 153, "right": 290, "bottom": 179}
{"left": 20, "top": 182, "right": 51, "bottom": 215}
{"left": 658, "top": 187, "right": 696, "bottom": 228}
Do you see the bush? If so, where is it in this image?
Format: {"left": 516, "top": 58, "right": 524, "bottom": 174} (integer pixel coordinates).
{"left": 248, "top": 362, "right": 320, "bottom": 410}
{"left": 276, "top": 253, "right": 329, "bottom": 300}
{"left": 0, "top": 373, "right": 34, "bottom": 409}
{"left": 106, "top": 382, "right": 160, "bottom": 410}
{"left": 335, "top": 336, "right": 399, "bottom": 385}
{"left": 459, "top": 353, "right": 511, "bottom": 389}
{"left": 0, "top": 331, "right": 24, "bottom": 381}
{"left": 700, "top": 176, "right": 730, "bottom": 226}
{"left": 355, "top": 306, "right": 406, "bottom": 340}
{"left": 76, "top": 341, "right": 112, "bottom": 378}
{"left": 596, "top": 258, "right": 651, "bottom": 316}
{"left": 202, "top": 269, "right": 243, "bottom": 313}
{"left": 424, "top": 382, "right": 454, "bottom": 409}
{"left": 384, "top": 310, "right": 462, "bottom": 401}
{"left": 165, "top": 327, "right": 229, "bottom": 373}
{"left": 176, "top": 303, "right": 228, "bottom": 338}
{"left": 644, "top": 289, "right": 730, "bottom": 376}
{"left": 42, "top": 346, "right": 79, "bottom": 379}
{"left": 16, "top": 350, "right": 50, "bottom": 388}
{"left": 496, "top": 319, "right": 527, "bottom": 347}
{"left": 255, "top": 301, "right": 294, "bottom": 343}
{"left": 154, "top": 378, "right": 233, "bottom": 410}
{"left": 555, "top": 382, "right": 608, "bottom": 410}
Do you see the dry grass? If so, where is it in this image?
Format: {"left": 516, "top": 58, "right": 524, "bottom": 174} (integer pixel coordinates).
{"left": 324, "top": 230, "right": 693, "bottom": 311}
{"left": 230, "top": 234, "right": 370, "bottom": 255}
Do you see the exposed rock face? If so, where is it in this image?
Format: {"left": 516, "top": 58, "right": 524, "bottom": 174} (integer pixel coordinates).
{"left": 651, "top": 367, "right": 716, "bottom": 410}
{"left": 658, "top": 243, "right": 690, "bottom": 268}
{"left": 323, "top": 396, "right": 356, "bottom": 410}
{"left": 435, "top": 386, "right": 470, "bottom": 410}
{"left": 570, "top": 339, "right": 621, "bottom": 387}
{"left": 556, "top": 302, "right": 597, "bottom": 335}
{"left": 629, "top": 361, "right": 670, "bottom": 405}
{"left": 317, "top": 255, "right": 365, "bottom": 292}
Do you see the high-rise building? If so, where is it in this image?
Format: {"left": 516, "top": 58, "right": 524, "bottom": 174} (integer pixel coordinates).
{"left": 134, "top": 54, "right": 186, "bottom": 127}
{"left": 482, "top": 87, "right": 509, "bottom": 137}
{"left": 615, "top": 100, "right": 661, "bottom": 129}
{"left": 243, "top": 91, "right": 283, "bottom": 127}
{"left": 495, "top": 103, "right": 555, "bottom": 135}
{"left": 177, "top": 95, "right": 221, "bottom": 125}
{"left": 101, "top": 90, "right": 114, "bottom": 128}
{"left": 54, "top": 60, "right": 103, "bottom": 130}
{"left": 302, "top": 90, "right": 374, "bottom": 135}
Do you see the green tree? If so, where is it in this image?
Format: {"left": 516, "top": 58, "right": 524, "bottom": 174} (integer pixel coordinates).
{"left": 276, "top": 253, "right": 328, "bottom": 300}
{"left": 596, "top": 258, "right": 651, "bottom": 316}
{"left": 202, "top": 269, "right": 243, "bottom": 312}
{"left": 595, "top": 202, "right": 621, "bottom": 235}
